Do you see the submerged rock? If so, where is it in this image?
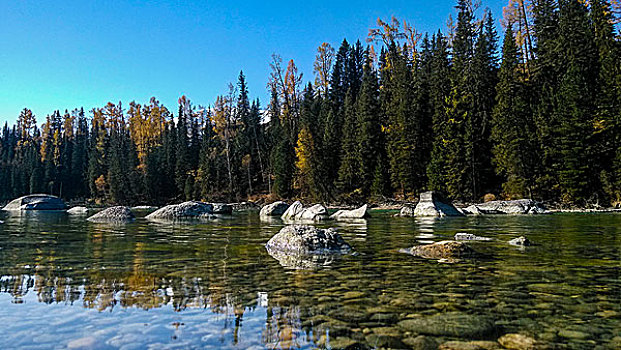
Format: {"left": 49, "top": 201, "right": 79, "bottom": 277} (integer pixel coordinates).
{"left": 259, "top": 201, "right": 289, "bottom": 217}
{"left": 405, "top": 241, "right": 478, "bottom": 260}
{"left": 211, "top": 203, "right": 233, "bottom": 215}
{"left": 464, "top": 199, "right": 547, "bottom": 215}
{"left": 87, "top": 206, "right": 135, "bottom": 223}
{"left": 398, "top": 312, "right": 496, "bottom": 338}
{"left": 281, "top": 201, "right": 329, "bottom": 221}
{"left": 411, "top": 191, "right": 463, "bottom": 217}
{"left": 454, "top": 232, "right": 492, "bottom": 241}
{"left": 146, "top": 201, "right": 213, "bottom": 221}
{"left": 330, "top": 204, "right": 369, "bottom": 220}
{"left": 508, "top": 236, "right": 532, "bottom": 246}
{"left": 498, "top": 333, "right": 537, "bottom": 350}
{"left": 67, "top": 206, "right": 89, "bottom": 215}
{"left": 2, "top": 194, "right": 67, "bottom": 211}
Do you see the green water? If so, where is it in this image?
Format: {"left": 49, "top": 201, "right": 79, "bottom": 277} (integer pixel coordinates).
{"left": 0, "top": 210, "right": 619, "bottom": 349}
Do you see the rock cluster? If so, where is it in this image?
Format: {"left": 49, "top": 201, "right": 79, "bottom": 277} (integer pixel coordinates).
{"left": 2, "top": 194, "right": 67, "bottom": 211}
{"left": 87, "top": 206, "right": 135, "bottom": 223}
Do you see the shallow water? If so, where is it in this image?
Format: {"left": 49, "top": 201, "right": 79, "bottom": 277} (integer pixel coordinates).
{"left": 0, "top": 210, "right": 619, "bottom": 349}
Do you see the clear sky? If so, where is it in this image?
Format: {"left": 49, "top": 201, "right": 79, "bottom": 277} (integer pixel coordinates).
{"left": 0, "top": 0, "right": 505, "bottom": 124}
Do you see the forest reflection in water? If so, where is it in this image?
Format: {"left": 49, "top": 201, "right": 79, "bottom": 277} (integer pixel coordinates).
{"left": 0, "top": 210, "right": 619, "bottom": 349}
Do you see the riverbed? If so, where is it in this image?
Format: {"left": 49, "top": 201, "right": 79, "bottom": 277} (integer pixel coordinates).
{"left": 0, "top": 210, "right": 619, "bottom": 349}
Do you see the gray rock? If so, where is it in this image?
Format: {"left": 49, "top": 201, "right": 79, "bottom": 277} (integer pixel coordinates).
{"left": 398, "top": 313, "right": 496, "bottom": 337}
{"left": 405, "top": 241, "right": 478, "bottom": 260}
{"left": 230, "top": 202, "right": 259, "bottom": 211}
{"left": 330, "top": 204, "right": 369, "bottom": 220}
{"left": 265, "top": 225, "right": 354, "bottom": 269}
{"left": 454, "top": 232, "right": 492, "bottom": 241}
{"left": 464, "top": 199, "right": 547, "bottom": 215}
{"left": 87, "top": 206, "right": 135, "bottom": 223}
{"left": 281, "top": 201, "right": 329, "bottom": 221}
{"left": 259, "top": 201, "right": 289, "bottom": 217}
{"left": 413, "top": 191, "right": 463, "bottom": 217}
{"left": 211, "top": 203, "right": 233, "bottom": 215}
{"left": 130, "top": 205, "right": 158, "bottom": 211}
{"left": 508, "top": 236, "right": 532, "bottom": 246}
{"left": 266, "top": 225, "right": 353, "bottom": 255}
{"left": 399, "top": 205, "right": 416, "bottom": 217}
{"left": 145, "top": 201, "right": 213, "bottom": 221}
{"left": 67, "top": 206, "right": 89, "bottom": 215}
{"left": 2, "top": 194, "right": 67, "bottom": 211}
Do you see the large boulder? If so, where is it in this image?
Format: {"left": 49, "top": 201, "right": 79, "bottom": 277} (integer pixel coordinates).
{"left": 405, "top": 241, "right": 477, "bottom": 260}
{"left": 464, "top": 199, "right": 547, "bottom": 215}
{"left": 67, "top": 206, "right": 89, "bottom": 215}
{"left": 259, "top": 201, "right": 289, "bottom": 217}
{"left": 330, "top": 204, "right": 369, "bottom": 220}
{"left": 281, "top": 201, "right": 329, "bottom": 221}
{"left": 412, "top": 191, "right": 463, "bottom": 217}
{"left": 266, "top": 225, "right": 353, "bottom": 256}
{"left": 2, "top": 194, "right": 67, "bottom": 211}
{"left": 87, "top": 206, "right": 135, "bottom": 223}
{"left": 146, "top": 201, "right": 213, "bottom": 221}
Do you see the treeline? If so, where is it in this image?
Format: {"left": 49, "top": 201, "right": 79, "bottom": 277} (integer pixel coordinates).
{"left": 1, "top": 0, "right": 620, "bottom": 206}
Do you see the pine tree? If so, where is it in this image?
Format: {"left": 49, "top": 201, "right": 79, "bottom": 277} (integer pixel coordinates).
{"left": 337, "top": 89, "right": 359, "bottom": 194}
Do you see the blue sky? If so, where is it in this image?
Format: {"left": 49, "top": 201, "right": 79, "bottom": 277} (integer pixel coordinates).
{"left": 0, "top": 1, "right": 505, "bottom": 124}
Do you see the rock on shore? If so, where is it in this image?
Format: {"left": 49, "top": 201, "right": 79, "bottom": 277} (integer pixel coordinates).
{"left": 330, "top": 204, "right": 369, "bottom": 220}
{"left": 281, "top": 201, "right": 329, "bottom": 221}
{"left": 3, "top": 194, "right": 67, "bottom": 211}
{"left": 146, "top": 201, "right": 213, "bottom": 221}
{"left": 212, "top": 203, "right": 233, "bottom": 215}
{"left": 87, "top": 206, "right": 135, "bottom": 223}
{"left": 259, "top": 201, "right": 289, "bottom": 217}
{"left": 402, "top": 191, "right": 463, "bottom": 217}
{"left": 464, "top": 199, "right": 547, "bottom": 215}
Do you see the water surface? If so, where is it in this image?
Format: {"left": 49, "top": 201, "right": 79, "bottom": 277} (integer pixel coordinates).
{"left": 0, "top": 210, "right": 619, "bottom": 349}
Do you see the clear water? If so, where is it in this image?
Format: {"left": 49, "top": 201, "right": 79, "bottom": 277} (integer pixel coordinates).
{"left": 0, "top": 210, "right": 619, "bottom": 349}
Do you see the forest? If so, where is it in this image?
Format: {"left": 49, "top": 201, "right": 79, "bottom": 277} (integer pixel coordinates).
{"left": 1, "top": 0, "right": 620, "bottom": 206}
